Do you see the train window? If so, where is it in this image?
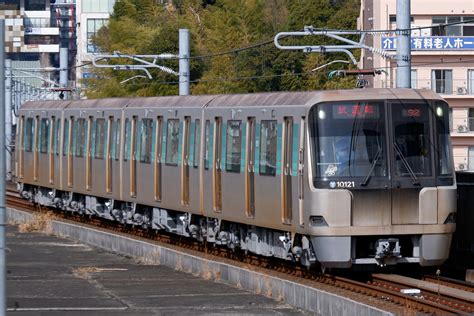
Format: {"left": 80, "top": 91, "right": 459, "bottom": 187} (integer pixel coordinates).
{"left": 392, "top": 102, "right": 432, "bottom": 177}
{"left": 194, "top": 119, "right": 201, "bottom": 168}
{"left": 225, "top": 120, "right": 242, "bottom": 172}
{"left": 74, "top": 118, "right": 86, "bottom": 158}
{"left": 94, "top": 118, "right": 106, "bottom": 159}
{"left": 54, "top": 118, "right": 60, "bottom": 155}
{"left": 124, "top": 118, "right": 130, "bottom": 161}
{"left": 112, "top": 119, "right": 121, "bottom": 161}
{"left": 436, "top": 102, "right": 453, "bottom": 177}
{"left": 259, "top": 120, "right": 277, "bottom": 176}
{"left": 204, "top": 120, "right": 210, "bottom": 169}
{"left": 63, "top": 118, "right": 70, "bottom": 156}
{"left": 140, "top": 118, "right": 153, "bottom": 164}
{"left": 166, "top": 119, "right": 180, "bottom": 165}
{"left": 24, "top": 117, "right": 34, "bottom": 152}
{"left": 39, "top": 118, "right": 50, "bottom": 154}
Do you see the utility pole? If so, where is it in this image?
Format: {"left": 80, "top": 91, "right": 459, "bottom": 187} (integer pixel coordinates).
{"left": 0, "top": 19, "right": 7, "bottom": 316}
{"left": 4, "top": 60, "right": 11, "bottom": 181}
{"left": 396, "top": 0, "right": 411, "bottom": 88}
{"left": 179, "top": 29, "right": 190, "bottom": 96}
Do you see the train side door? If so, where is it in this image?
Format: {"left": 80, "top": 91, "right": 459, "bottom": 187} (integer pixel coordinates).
{"left": 154, "top": 116, "right": 163, "bottom": 201}
{"left": 213, "top": 117, "right": 223, "bottom": 212}
{"left": 281, "top": 117, "right": 293, "bottom": 224}
{"left": 245, "top": 117, "right": 256, "bottom": 217}
{"left": 181, "top": 116, "right": 191, "bottom": 205}
{"left": 130, "top": 116, "right": 137, "bottom": 197}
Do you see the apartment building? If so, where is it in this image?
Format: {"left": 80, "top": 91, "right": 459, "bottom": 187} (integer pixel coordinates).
{"left": 75, "top": 0, "right": 115, "bottom": 83}
{"left": 360, "top": 0, "right": 474, "bottom": 171}
{"left": 0, "top": 0, "right": 76, "bottom": 85}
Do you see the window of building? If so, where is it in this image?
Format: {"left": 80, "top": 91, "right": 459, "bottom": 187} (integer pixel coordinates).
{"left": 24, "top": 18, "right": 49, "bottom": 28}
{"left": 82, "top": 0, "right": 116, "bottom": 13}
{"left": 25, "top": 0, "right": 45, "bottom": 11}
{"left": 74, "top": 118, "right": 86, "bottom": 158}
{"left": 39, "top": 118, "right": 50, "bottom": 154}
{"left": 469, "top": 146, "right": 474, "bottom": 171}
{"left": 166, "top": 119, "right": 180, "bottom": 165}
{"left": 87, "top": 18, "right": 108, "bottom": 53}
{"left": 468, "top": 70, "right": 474, "bottom": 94}
{"left": 432, "top": 16, "right": 474, "bottom": 36}
{"left": 468, "top": 109, "right": 474, "bottom": 132}
{"left": 259, "top": 120, "right": 278, "bottom": 176}
{"left": 94, "top": 118, "right": 106, "bottom": 159}
{"left": 139, "top": 119, "right": 153, "bottom": 164}
{"left": 0, "top": 0, "right": 20, "bottom": 10}
{"left": 431, "top": 69, "right": 452, "bottom": 94}
{"left": 24, "top": 118, "right": 34, "bottom": 152}
{"left": 225, "top": 121, "right": 242, "bottom": 172}
{"left": 194, "top": 119, "right": 201, "bottom": 168}
{"left": 411, "top": 69, "right": 417, "bottom": 89}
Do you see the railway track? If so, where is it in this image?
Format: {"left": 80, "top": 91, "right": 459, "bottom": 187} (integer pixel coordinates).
{"left": 6, "top": 187, "right": 473, "bottom": 315}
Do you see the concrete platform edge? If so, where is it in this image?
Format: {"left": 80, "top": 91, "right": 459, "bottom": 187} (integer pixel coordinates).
{"left": 7, "top": 207, "right": 393, "bottom": 316}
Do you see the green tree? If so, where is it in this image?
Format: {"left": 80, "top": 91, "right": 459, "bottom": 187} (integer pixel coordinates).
{"left": 85, "top": 0, "right": 361, "bottom": 98}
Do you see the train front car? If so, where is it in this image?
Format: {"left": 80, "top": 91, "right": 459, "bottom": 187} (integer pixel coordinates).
{"left": 305, "top": 89, "right": 456, "bottom": 268}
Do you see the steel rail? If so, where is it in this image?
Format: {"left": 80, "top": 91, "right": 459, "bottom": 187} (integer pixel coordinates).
{"left": 6, "top": 188, "right": 470, "bottom": 315}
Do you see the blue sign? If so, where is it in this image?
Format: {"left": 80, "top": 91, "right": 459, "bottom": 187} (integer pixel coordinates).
{"left": 381, "top": 37, "right": 474, "bottom": 50}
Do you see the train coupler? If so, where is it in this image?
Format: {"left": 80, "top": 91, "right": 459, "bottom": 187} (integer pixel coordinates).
{"left": 375, "top": 238, "right": 401, "bottom": 266}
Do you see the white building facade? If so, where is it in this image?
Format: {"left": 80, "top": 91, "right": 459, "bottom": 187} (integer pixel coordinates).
{"left": 75, "top": 0, "right": 115, "bottom": 83}
{"left": 360, "top": 0, "right": 474, "bottom": 171}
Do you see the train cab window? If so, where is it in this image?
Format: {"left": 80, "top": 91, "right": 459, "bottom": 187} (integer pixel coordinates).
{"left": 392, "top": 102, "right": 432, "bottom": 177}
{"left": 112, "top": 118, "right": 121, "bottom": 161}
{"left": 259, "top": 120, "right": 278, "bottom": 176}
{"left": 54, "top": 118, "right": 60, "bottom": 155}
{"left": 74, "top": 118, "right": 86, "bottom": 158}
{"left": 39, "top": 118, "right": 50, "bottom": 154}
{"left": 204, "top": 120, "right": 210, "bottom": 169}
{"left": 94, "top": 118, "right": 106, "bottom": 159}
{"left": 63, "top": 118, "right": 70, "bottom": 156}
{"left": 24, "top": 117, "right": 34, "bottom": 152}
{"left": 124, "top": 118, "right": 130, "bottom": 161}
{"left": 140, "top": 118, "right": 153, "bottom": 164}
{"left": 194, "top": 119, "right": 201, "bottom": 168}
{"left": 225, "top": 120, "right": 242, "bottom": 172}
{"left": 166, "top": 119, "right": 180, "bottom": 165}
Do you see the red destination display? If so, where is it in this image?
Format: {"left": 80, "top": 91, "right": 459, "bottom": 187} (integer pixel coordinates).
{"left": 332, "top": 104, "right": 379, "bottom": 119}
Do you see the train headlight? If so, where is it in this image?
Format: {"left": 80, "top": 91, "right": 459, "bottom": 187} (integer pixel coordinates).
{"left": 436, "top": 106, "right": 443, "bottom": 117}
{"left": 318, "top": 110, "right": 326, "bottom": 120}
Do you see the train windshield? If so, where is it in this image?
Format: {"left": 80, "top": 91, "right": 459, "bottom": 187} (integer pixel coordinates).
{"left": 311, "top": 102, "right": 387, "bottom": 181}
{"left": 391, "top": 102, "right": 432, "bottom": 178}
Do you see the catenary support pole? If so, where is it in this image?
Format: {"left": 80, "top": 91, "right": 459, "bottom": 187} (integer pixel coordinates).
{"left": 179, "top": 29, "right": 190, "bottom": 96}
{"left": 396, "top": 0, "right": 411, "bottom": 88}
{"left": 59, "top": 47, "right": 68, "bottom": 87}
{"left": 4, "top": 60, "right": 11, "bottom": 181}
{"left": 0, "top": 19, "right": 7, "bottom": 316}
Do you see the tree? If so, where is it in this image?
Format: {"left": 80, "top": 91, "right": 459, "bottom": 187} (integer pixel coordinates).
{"left": 85, "top": 0, "right": 361, "bottom": 98}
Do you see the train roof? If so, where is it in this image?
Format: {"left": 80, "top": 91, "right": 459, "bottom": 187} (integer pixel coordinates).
{"left": 20, "top": 88, "right": 444, "bottom": 111}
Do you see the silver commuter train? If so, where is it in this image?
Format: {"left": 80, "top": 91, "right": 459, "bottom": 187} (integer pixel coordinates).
{"left": 15, "top": 88, "right": 457, "bottom": 269}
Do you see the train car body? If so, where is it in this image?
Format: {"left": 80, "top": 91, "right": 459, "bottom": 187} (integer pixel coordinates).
{"left": 16, "top": 88, "right": 456, "bottom": 269}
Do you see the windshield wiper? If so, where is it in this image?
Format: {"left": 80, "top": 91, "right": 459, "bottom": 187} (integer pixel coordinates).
{"left": 393, "top": 143, "right": 420, "bottom": 186}
{"left": 360, "top": 147, "right": 382, "bottom": 186}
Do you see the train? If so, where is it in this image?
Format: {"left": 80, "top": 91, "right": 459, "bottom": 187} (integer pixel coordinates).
{"left": 15, "top": 88, "right": 457, "bottom": 269}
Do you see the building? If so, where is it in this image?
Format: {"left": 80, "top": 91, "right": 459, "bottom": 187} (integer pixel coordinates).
{"left": 75, "top": 0, "right": 116, "bottom": 84}
{"left": 0, "top": 0, "right": 76, "bottom": 91}
{"left": 360, "top": 0, "right": 474, "bottom": 171}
